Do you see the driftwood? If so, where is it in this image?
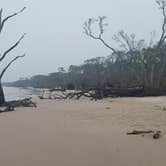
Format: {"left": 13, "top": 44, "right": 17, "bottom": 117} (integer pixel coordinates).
{"left": 0, "top": 98, "right": 36, "bottom": 113}
{"left": 39, "top": 89, "right": 67, "bottom": 100}
{"left": 39, "top": 86, "right": 144, "bottom": 100}
{"left": 65, "top": 87, "right": 144, "bottom": 100}
{"left": 127, "top": 130, "right": 161, "bottom": 139}
{"left": 0, "top": 106, "right": 15, "bottom": 113}
{"left": 127, "top": 130, "right": 154, "bottom": 135}
{"left": 4, "top": 97, "right": 37, "bottom": 108}
{"left": 153, "top": 131, "right": 161, "bottom": 139}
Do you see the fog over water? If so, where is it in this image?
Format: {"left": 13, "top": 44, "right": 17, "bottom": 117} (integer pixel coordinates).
{"left": 0, "top": 0, "right": 162, "bottom": 82}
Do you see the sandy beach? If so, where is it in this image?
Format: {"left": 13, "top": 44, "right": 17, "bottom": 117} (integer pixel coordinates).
{"left": 0, "top": 97, "right": 166, "bottom": 166}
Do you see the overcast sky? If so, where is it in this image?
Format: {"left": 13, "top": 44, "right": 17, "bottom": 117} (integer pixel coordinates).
{"left": 0, "top": 0, "right": 163, "bottom": 81}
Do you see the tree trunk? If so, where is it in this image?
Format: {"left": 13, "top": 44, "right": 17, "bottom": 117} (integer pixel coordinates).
{"left": 150, "top": 64, "right": 155, "bottom": 87}
{"left": 0, "top": 82, "right": 5, "bottom": 106}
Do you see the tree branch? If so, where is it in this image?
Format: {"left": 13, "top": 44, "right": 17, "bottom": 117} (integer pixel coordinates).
{"left": 0, "top": 7, "right": 26, "bottom": 34}
{"left": 0, "top": 33, "right": 26, "bottom": 62}
{"left": 83, "top": 17, "right": 117, "bottom": 54}
{"left": 0, "top": 54, "right": 25, "bottom": 79}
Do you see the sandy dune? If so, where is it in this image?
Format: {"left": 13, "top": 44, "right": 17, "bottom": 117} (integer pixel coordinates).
{"left": 0, "top": 97, "right": 166, "bottom": 166}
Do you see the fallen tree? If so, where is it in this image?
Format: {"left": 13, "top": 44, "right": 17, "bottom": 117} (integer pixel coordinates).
{"left": 4, "top": 98, "right": 37, "bottom": 108}
{"left": 0, "top": 97, "right": 37, "bottom": 113}
{"left": 0, "top": 106, "right": 15, "bottom": 113}
{"left": 39, "top": 86, "right": 145, "bottom": 100}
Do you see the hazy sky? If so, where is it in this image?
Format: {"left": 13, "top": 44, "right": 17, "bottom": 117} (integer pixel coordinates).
{"left": 0, "top": 0, "right": 163, "bottom": 81}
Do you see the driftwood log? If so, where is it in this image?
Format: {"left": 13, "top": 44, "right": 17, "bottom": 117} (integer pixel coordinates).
{"left": 4, "top": 97, "right": 37, "bottom": 108}
{"left": 0, "top": 106, "right": 15, "bottom": 113}
{"left": 0, "top": 98, "right": 36, "bottom": 113}
{"left": 39, "top": 86, "right": 144, "bottom": 100}
{"left": 127, "top": 130, "right": 161, "bottom": 139}
{"left": 127, "top": 130, "right": 154, "bottom": 135}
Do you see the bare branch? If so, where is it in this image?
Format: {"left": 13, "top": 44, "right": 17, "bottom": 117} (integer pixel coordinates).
{"left": 0, "top": 54, "right": 25, "bottom": 79}
{"left": 83, "top": 16, "right": 117, "bottom": 54}
{"left": 0, "top": 7, "right": 26, "bottom": 34}
{"left": 113, "top": 33, "right": 129, "bottom": 52}
{"left": 113, "top": 30, "right": 145, "bottom": 52}
{"left": 0, "top": 33, "right": 26, "bottom": 62}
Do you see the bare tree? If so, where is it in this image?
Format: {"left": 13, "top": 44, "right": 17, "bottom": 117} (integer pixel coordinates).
{"left": 0, "top": 7, "right": 26, "bottom": 105}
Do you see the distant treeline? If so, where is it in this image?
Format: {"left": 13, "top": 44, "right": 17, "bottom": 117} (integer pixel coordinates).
{"left": 4, "top": 44, "right": 166, "bottom": 95}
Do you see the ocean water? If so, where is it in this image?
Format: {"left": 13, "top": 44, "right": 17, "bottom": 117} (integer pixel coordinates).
{"left": 3, "top": 87, "right": 42, "bottom": 101}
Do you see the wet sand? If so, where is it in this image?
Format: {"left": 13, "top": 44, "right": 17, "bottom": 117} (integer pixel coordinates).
{"left": 0, "top": 97, "right": 166, "bottom": 166}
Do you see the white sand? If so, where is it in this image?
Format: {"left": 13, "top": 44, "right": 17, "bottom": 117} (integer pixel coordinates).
{"left": 0, "top": 97, "right": 166, "bottom": 166}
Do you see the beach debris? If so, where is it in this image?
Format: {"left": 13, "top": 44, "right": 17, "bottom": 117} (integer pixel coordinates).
{"left": 4, "top": 97, "right": 37, "bottom": 108}
{"left": 0, "top": 106, "right": 15, "bottom": 113}
{"left": 39, "top": 86, "right": 144, "bottom": 100}
{"left": 127, "top": 130, "right": 162, "bottom": 139}
{"left": 0, "top": 98, "right": 36, "bottom": 113}
{"left": 153, "top": 131, "right": 161, "bottom": 139}
{"left": 163, "top": 107, "right": 166, "bottom": 111}
{"left": 39, "top": 88, "right": 67, "bottom": 100}
{"left": 127, "top": 130, "right": 154, "bottom": 135}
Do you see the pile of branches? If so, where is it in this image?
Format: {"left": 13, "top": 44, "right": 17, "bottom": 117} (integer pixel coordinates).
{"left": 39, "top": 86, "right": 144, "bottom": 100}
{"left": 0, "top": 98, "right": 37, "bottom": 113}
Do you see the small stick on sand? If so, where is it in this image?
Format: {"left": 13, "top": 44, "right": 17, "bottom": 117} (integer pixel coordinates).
{"left": 127, "top": 130, "right": 154, "bottom": 135}
{"left": 127, "top": 130, "right": 162, "bottom": 139}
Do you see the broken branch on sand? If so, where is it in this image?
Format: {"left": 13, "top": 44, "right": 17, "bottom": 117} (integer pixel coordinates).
{"left": 127, "top": 130, "right": 161, "bottom": 139}
{"left": 127, "top": 130, "right": 154, "bottom": 135}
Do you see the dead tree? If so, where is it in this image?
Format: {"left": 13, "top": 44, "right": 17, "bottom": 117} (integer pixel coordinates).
{"left": 83, "top": 1, "right": 166, "bottom": 95}
{"left": 0, "top": 7, "right": 26, "bottom": 105}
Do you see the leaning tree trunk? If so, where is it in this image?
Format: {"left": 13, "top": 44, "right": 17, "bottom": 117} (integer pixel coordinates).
{"left": 0, "top": 81, "right": 5, "bottom": 106}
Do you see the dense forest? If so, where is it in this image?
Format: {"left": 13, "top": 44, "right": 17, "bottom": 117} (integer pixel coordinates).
{"left": 4, "top": 0, "right": 166, "bottom": 96}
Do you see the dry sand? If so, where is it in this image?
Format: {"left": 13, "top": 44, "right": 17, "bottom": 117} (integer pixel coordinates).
{"left": 0, "top": 97, "right": 166, "bottom": 166}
